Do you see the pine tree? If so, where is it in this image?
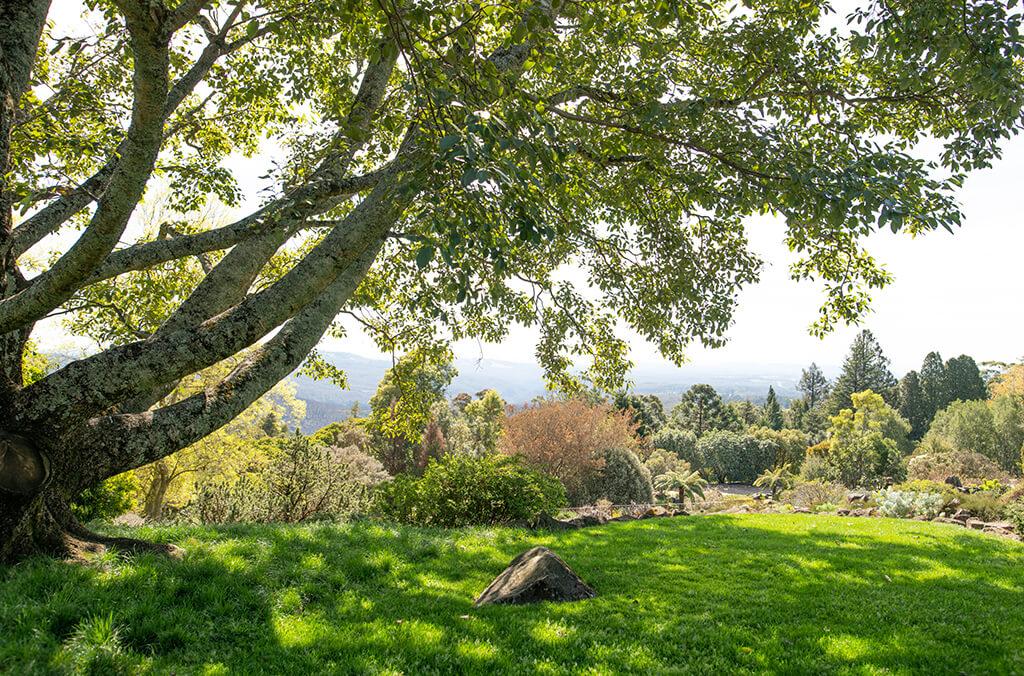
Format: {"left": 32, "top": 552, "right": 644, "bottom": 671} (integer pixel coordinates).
{"left": 944, "top": 355, "right": 988, "bottom": 404}
{"left": 671, "top": 384, "right": 730, "bottom": 437}
{"left": 798, "top": 363, "right": 831, "bottom": 409}
{"left": 761, "top": 387, "right": 784, "bottom": 431}
{"left": 896, "top": 370, "right": 930, "bottom": 440}
{"left": 919, "top": 351, "right": 948, "bottom": 419}
{"left": 827, "top": 330, "right": 897, "bottom": 414}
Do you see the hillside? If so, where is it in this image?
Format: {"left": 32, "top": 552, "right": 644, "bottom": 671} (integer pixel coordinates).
{"left": 292, "top": 351, "right": 810, "bottom": 431}
{"left": 2, "top": 515, "right": 1021, "bottom": 674}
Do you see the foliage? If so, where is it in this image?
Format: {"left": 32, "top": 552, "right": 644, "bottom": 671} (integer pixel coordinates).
{"left": 823, "top": 390, "right": 910, "bottom": 487}
{"left": 750, "top": 427, "right": 810, "bottom": 470}
{"left": 614, "top": 393, "right": 667, "bottom": 438}
{"left": 696, "top": 431, "right": 775, "bottom": 483}
{"left": 501, "top": 398, "right": 639, "bottom": 505}
{"left": 753, "top": 464, "right": 796, "bottom": 498}
{"left": 924, "top": 398, "right": 1022, "bottom": 474}
{"left": 182, "top": 435, "right": 390, "bottom": 524}
{"left": 375, "top": 454, "right": 565, "bottom": 527}
{"left": 458, "top": 389, "right": 507, "bottom": 455}
{"left": 70, "top": 474, "right": 137, "bottom": 523}
{"left": 826, "top": 331, "right": 897, "bottom": 414}
{"left": 906, "top": 440, "right": 1011, "bottom": 484}
{"left": 798, "top": 363, "right": 831, "bottom": 409}
{"left": 798, "top": 452, "right": 831, "bottom": 482}
{"left": 650, "top": 426, "right": 699, "bottom": 467}
{"left": 653, "top": 469, "right": 707, "bottom": 506}
{"left": 781, "top": 480, "right": 848, "bottom": 509}
{"left": 20, "top": 340, "right": 52, "bottom": 386}
{"left": 874, "top": 489, "right": 945, "bottom": 519}
{"left": 671, "top": 384, "right": 735, "bottom": 437}
{"left": 63, "top": 612, "right": 135, "bottom": 675}
{"left": 132, "top": 365, "right": 306, "bottom": 520}
{"left": 957, "top": 491, "right": 1005, "bottom": 522}
{"left": 728, "top": 400, "right": 762, "bottom": 430}
{"left": 645, "top": 448, "right": 691, "bottom": 479}
{"left": 310, "top": 419, "right": 370, "bottom": 451}
{"left": 891, "top": 479, "right": 959, "bottom": 505}
{"left": 760, "top": 387, "right": 784, "bottom": 431}
{"left": 588, "top": 447, "right": 654, "bottom": 505}
{"left": 990, "top": 364, "right": 1024, "bottom": 400}
{"left": 367, "top": 350, "right": 457, "bottom": 475}
{"left": 1004, "top": 500, "right": 1024, "bottom": 534}
{"left": 896, "top": 370, "right": 930, "bottom": 441}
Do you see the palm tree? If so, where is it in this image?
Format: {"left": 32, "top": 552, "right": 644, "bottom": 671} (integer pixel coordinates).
{"left": 654, "top": 470, "right": 708, "bottom": 507}
{"left": 753, "top": 464, "right": 796, "bottom": 499}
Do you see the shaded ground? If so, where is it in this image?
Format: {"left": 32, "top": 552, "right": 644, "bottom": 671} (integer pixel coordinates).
{"left": 2, "top": 515, "right": 1022, "bottom": 674}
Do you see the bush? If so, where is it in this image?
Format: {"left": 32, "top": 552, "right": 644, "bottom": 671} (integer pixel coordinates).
{"left": 696, "top": 431, "right": 774, "bottom": 483}
{"left": 587, "top": 447, "right": 654, "bottom": 504}
{"left": 782, "top": 480, "right": 847, "bottom": 509}
{"left": 376, "top": 454, "right": 565, "bottom": 527}
{"left": 891, "top": 480, "right": 959, "bottom": 508}
{"left": 645, "top": 448, "right": 690, "bottom": 478}
{"left": 957, "top": 491, "right": 1004, "bottom": 521}
{"left": 1004, "top": 500, "right": 1024, "bottom": 534}
{"left": 181, "top": 435, "right": 390, "bottom": 524}
{"left": 651, "top": 427, "right": 699, "bottom": 467}
{"left": 71, "top": 473, "right": 137, "bottom": 522}
{"left": 798, "top": 452, "right": 830, "bottom": 482}
{"left": 501, "top": 399, "right": 640, "bottom": 505}
{"left": 906, "top": 441, "right": 1011, "bottom": 484}
{"left": 749, "top": 427, "right": 809, "bottom": 470}
{"left": 874, "top": 489, "right": 945, "bottom": 519}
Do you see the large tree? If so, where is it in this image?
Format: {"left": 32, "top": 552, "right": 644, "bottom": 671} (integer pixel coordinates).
{"left": 671, "top": 384, "right": 732, "bottom": 437}
{"left": 1, "top": 0, "right": 1022, "bottom": 560}
{"left": 798, "top": 363, "right": 830, "bottom": 409}
{"left": 826, "top": 330, "right": 898, "bottom": 413}
{"left": 895, "top": 370, "right": 929, "bottom": 440}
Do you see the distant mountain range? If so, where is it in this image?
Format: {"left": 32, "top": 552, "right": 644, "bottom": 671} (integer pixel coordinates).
{"left": 292, "top": 351, "right": 817, "bottom": 431}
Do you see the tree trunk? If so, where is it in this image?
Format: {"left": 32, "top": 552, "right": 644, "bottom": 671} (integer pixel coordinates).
{"left": 0, "top": 432, "right": 181, "bottom": 563}
{"left": 143, "top": 464, "right": 172, "bottom": 521}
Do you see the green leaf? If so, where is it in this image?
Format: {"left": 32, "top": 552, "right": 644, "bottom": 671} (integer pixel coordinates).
{"left": 416, "top": 246, "right": 435, "bottom": 269}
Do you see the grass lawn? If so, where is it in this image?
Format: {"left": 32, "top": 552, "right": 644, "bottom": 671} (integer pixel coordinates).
{"left": 2, "top": 514, "right": 1023, "bottom": 674}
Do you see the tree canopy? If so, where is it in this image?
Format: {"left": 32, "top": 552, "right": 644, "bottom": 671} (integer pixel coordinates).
{"left": 1, "top": 0, "right": 1023, "bottom": 560}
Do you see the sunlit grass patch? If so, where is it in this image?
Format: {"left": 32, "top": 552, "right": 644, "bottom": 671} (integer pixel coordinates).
{"left": 1, "top": 515, "right": 1022, "bottom": 674}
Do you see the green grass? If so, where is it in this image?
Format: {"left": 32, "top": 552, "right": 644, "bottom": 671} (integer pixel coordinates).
{"left": 2, "top": 515, "right": 1023, "bottom": 674}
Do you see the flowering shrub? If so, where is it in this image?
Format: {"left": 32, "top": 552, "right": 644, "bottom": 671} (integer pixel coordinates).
{"left": 874, "top": 489, "right": 945, "bottom": 519}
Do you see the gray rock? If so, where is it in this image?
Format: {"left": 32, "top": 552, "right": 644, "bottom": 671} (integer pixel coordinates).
{"left": 847, "top": 492, "right": 870, "bottom": 503}
{"left": 966, "top": 518, "right": 986, "bottom": 530}
{"left": 474, "top": 546, "right": 596, "bottom": 607}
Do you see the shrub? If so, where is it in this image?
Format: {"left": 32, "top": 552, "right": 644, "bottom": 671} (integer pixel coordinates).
{"left": 587, "top": 447, "right": 654, "bottom": 504}
{"left": 957, "top": 491, "right": 1004, "bottom": 521}
{"left": 798, "top": 452, "right": 830, "bottom": 482}
{"left": 501, "top": 399, "right": 640, "bottom": 505}
{"left": 749, "top": 427, "right": 809, "bottom": 470}
{"left": 782, "top": 480, "right": 847, "bottom": 509}
{"left": 906, "top": 441, "right": 1011, "bottom": 484}
{"left": 1004, "top": 500, "right": 1024, "bottom": 534}
{"left": 874, "top": 489, "right": 945, "bottom": 519}
{"left": 181, "top": 435, "right": 390, "bottom": 524}
{"left": 891, "top": 480, "right": 959, "bottom": 508}
{"left": 651, "top": 427, "right": 699, "bottom": 467}
{"left": 645, "top": 448, "right": 690, "bottom": 478}
{"left": 696, "top": 430, "right": 774, "bottom": 483}
{"left": 376, "top": 454, "right": 565, "bottom": 527}
{"left": 71, "top": 473, "right": 137, "bottom": 522}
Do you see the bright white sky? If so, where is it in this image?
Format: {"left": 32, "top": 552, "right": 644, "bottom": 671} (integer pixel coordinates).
{"left": 34, "top": 4, "right": 1024, "bottom": 378}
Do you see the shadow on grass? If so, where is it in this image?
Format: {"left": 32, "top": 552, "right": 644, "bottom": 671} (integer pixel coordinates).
{"left": 2, "top": 515, "right": 1023, "bottom": 674}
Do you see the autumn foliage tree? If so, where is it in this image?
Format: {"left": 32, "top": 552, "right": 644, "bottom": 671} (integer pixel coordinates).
{"left": 500, "top": 398, "right": 640, "bottom": 505}
{"left": 1, "top": 0, "right": 1022, "bottom": 560}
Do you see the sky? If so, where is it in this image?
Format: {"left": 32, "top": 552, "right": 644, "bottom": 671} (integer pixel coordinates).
{"left": 32, "top": 3, "right": 1024, "bottom": 379}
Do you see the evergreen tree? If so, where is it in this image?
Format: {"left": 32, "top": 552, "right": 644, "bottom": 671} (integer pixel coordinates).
{"left": 944, "top": 355, "right": 988, "bottom": 404}
{"left": 671, "top": 384, "right": 730, "bottom": 437}
{"left": 827, "top": 330, "right": 897, "bottom": 414}
{"left": 919, "top": 351, "right": 948, "bottom": 418}
{"left": 798, "top": 363, "right": 831, "bottom": 409}
{"left": 761, "top": 387, "right": 784, "bottom": 431}
{"left": 614, "top": 392, "right": 667, "bottom": 438}
{"left": 896, "top": 370, "right": 930, "bottom": 440}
